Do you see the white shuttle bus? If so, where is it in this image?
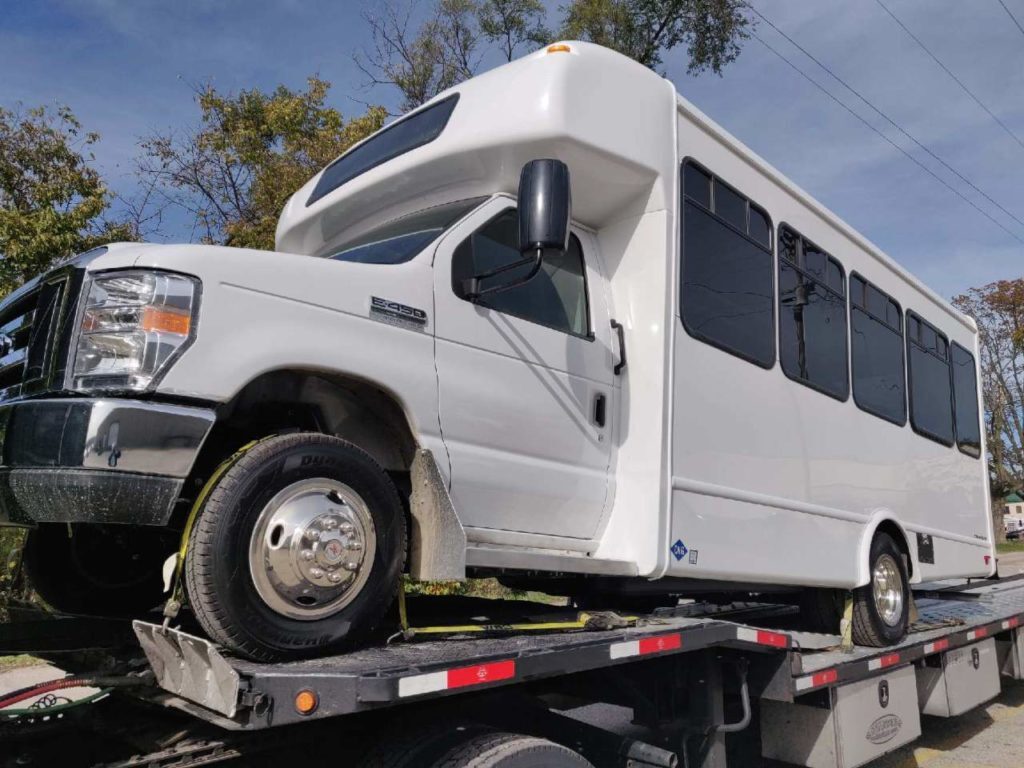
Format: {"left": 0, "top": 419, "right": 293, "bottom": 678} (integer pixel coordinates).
{"left": 0, "top": 42, "right": 992, "bottom": 660}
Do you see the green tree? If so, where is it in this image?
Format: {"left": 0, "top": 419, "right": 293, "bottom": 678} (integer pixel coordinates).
{"left": 0, "top": 105, "right": 135, "bottom": 295}
{"left": 954, "top": 279, "right": 1024, "bottom": 497}
{"left": 561, "top": 0, "right": 751, "bottom": 73}
{"left": 138, "top": 78, "right": 387, "bottom": 250}
{"left": 358, "top": 0, "right": 751, "bottom": 110}
{"left": 478, "top": 0, "right": 549, "bottom": 62}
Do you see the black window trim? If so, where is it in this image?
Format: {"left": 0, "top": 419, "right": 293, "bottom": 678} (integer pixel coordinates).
{"left": 950, "top": 339, "right": 982, "bottom": 459}
{"left": 679, "top": 158, "right": 777, "bottom": 370}
{"left": 307, "top": 94, "right": 460, "bottom": 207}
{"left": 905, "top": 308, "right": 955, "bottom": 447}
{"left": 453, "top": 205, "right": 595, "bottom": 341}
{"left": 848, "top": 270, "right": 907, "bottom": 427}
{"left": 776, "top": 222, "right": 850, "bottom": 403}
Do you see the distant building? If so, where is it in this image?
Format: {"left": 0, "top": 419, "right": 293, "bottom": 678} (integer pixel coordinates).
{"left": 1006, "top": 492, "right": 1024, "bottom": 517}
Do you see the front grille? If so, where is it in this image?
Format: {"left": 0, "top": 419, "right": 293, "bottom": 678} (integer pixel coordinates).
{"left": 0, "top": 274, "right": 75, "bottom": 401}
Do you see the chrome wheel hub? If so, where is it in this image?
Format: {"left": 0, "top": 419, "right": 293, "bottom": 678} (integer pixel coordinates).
{"left": 872, "top": 554, "right": 904, "bottom": 627}
{"left": 249, "top": 478, "right": 375, "bottom": 620}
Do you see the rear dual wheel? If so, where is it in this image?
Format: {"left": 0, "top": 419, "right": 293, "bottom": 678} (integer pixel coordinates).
{"left": 185, "top": 433, "right": 407, "bottom": 661}
{"left": 799, "top": 532, "right": 910, "bottom": 647}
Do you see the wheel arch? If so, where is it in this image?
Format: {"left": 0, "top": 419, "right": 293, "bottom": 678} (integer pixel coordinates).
{"left": 857, "top": 514, "right": 915, "bottom": 587}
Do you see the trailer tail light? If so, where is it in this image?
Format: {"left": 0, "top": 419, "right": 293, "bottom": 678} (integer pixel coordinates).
{"left": 985, "top": 555, "right": 992, "bottom": 566}
{"left": 398, "top": 659, "right": 516, "bottom": 698}
{"left": 547, "top": 44, "right": 572, "bottom": 54}
{"left": 294, "top": 689, "right": 318, "bottom": 715}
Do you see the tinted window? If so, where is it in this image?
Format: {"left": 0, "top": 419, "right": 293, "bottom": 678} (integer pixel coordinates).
{"left": 850, "top": 273, "right": 906, "bottom": 424}
{"left": 951, "top": 342, "right": 981, "bottom": 458}
{"left": 680, "top": 161, "right": 774, "bottom": 367}
{"left": 308, "top": 95, "right": 459, "bottom": 206}
{"left": 452, "top": 209, "right": 590, "bottom": 337}
{"left": 907, "top": 312, "right": 954, "bottom": 445}
{"left": 778, "top": 226, "right": 848, "bottom": 399}
{"left": 330, "top": 198, "right": 484, "bottom": 264}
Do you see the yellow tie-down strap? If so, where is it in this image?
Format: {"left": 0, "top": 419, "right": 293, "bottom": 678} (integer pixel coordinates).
{"left": 394, "top": 585, "right": 639, "bottom": 642}
{"left": 164, "top": 438, "right": 267, "bottom": 623}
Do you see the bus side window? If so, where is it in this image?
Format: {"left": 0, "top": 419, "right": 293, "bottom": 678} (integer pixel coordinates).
{"left": 906, "top": 311, "right": 954, "bottom": 446}
{"left": 850, "top": 273, "right": 906, "bottom": 425}
{"left": 950, "top": 342, "right": 981, "bottom": 458}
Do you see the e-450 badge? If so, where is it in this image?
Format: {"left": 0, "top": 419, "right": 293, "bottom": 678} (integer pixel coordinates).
{"left": 369, "top": 296, "right": 428, "bottom": 330}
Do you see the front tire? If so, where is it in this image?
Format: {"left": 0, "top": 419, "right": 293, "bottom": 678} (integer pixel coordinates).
{"left": 185, "top": 434, "right": 407, "bottom": 661}
{"left": 852, "top": 533, "right": 910, "bottom": 647}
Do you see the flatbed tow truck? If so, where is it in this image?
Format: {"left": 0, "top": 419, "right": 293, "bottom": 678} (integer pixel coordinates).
{"left": 4, "top": 575, "right": 1024, "bottom": 768}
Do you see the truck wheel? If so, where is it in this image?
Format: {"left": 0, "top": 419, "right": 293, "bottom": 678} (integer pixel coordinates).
{"left": 432, "top": 732, "right": 594, "bottom": 768}
{"left": 23, "top": 523, "right": 173, "bottom": 616}
{"left": 852, "top": 533, "right": 909, "bottom": 647}
{"left": 185, "top": 433, "right": 407, "bottom": 661}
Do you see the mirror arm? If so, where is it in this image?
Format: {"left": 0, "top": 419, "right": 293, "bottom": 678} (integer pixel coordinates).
{"left": 463, "top": 248, "right": 544, "bottom": 300}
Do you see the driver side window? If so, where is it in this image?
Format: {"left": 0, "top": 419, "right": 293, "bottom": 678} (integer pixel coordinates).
{"left": 451, "top": 208, "right": 591, "bottom": 338}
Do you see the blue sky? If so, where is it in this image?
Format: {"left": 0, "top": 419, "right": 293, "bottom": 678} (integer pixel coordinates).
{"left": 1, "top": 0, "right": 1021, "bottom": 300}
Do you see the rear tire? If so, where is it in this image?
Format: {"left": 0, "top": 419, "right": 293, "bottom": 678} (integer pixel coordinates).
{"left": 852, "top": 533, "right": 910, "bottom": 647}
{"left": 799, "top": 587, "right": 844, "bottom": 634}
{"left": 185, "top": 433, "right": 407, "bottom": 661}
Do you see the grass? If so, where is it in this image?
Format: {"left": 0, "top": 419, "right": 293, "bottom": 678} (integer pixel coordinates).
{"left": 997, "top": 540, "right": 1024, "bottom": 554}
{"left": 0, "top": 655, "right": 41, "bottom": 670}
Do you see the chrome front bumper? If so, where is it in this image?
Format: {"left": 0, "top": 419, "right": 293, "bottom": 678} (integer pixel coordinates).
{"left": 0, "top": 398, "right": 215, "bottom": 526}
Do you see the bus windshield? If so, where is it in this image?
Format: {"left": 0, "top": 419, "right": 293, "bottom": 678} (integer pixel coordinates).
{"left": 328, "top": 197, "right": 486, "bottom": 265}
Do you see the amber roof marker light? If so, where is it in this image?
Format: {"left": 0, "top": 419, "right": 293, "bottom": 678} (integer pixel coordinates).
{"left": 546, "top": 44, "right": 572, "bottom": 54}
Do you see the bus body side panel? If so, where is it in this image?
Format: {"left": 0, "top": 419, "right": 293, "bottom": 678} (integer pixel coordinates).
{"left": 667, "top": 106, "right": 991, "bottom": 588}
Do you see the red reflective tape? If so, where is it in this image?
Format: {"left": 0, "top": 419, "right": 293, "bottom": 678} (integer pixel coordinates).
{"left": 931, "top": 639, "right": 950, "bottom": 653}
{"left": 812, "top": 669, "right": 838, "bottom": 687}
{"left": 446, "top": 660, "right": 515, "bottom": 690}
{"left": 756, "top": 630, "right": 788, "bottom": 648}
{"left": 974, "top": 627, "right": 988, "bottom": 639}
{"left": 1010, "top": 617, "right": 1021, "bottom": 629}
{"left": 638, "top": 633, "right": 682, "bottom": 655}
{"left": 879, "top": 653, "right": 900, "bottom": 668}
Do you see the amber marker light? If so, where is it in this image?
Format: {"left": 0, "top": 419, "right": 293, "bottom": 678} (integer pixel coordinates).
{"left": 294, "top": 689, "right": 319, "bottom": 715}
{"left": 546, "top": 44, "right": 572, "bottom": 54}
{"left": 141, "top": 306, "right": 191, "bottom": 335}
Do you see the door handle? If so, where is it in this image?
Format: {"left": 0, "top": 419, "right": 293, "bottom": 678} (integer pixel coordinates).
{"left": 593, "top": 393, "right": 606, "bottom": 428}
{"left": 610, "top": 319, "right": 626, "bottom": 375}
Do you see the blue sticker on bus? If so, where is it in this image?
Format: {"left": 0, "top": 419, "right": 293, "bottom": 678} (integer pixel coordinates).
{"left": 671, "top": 539, "right": 688, "bottom": 561}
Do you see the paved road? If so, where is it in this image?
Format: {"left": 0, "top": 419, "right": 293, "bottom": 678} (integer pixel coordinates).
{"left": 996, "top": 549, "right": 1024, "bottom": 576}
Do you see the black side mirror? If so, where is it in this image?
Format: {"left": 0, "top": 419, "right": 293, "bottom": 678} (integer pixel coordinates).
{"left": 518, "top": 159, "right": 571, "bottom": 254}
{"left": 462, "top": 159, "right": 572, "bottom": 300}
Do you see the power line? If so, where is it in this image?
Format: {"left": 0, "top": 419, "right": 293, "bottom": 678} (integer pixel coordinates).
{"left": 997, "top": 0, "right": 1024, "bottom": 38}
{"left": 875, "top": 0, "right": 1024, "bottom": 153}
{"left": 746, "top": 29, "right": 1024, "bottom": 246}
{"left": 744, "top": 3, "right": 1024, "bottom": 240}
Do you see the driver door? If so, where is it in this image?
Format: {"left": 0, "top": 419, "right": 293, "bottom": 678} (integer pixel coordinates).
{"left": 432, "top": 196, "right": 616, "bottom": 540}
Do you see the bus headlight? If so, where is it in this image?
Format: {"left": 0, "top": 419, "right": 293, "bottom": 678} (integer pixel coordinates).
{"left": 72, "top": 271, "right": 199, "bottom": 391}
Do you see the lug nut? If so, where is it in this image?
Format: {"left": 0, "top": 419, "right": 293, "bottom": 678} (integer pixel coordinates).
{"left": 322, "top": 518, "right": 338, "bottom": 530}
{"left": 328, "top": 573, "right": 343, "bottom": 584}
{"left": 347, "top": 541, "right": 362, "bottom": 551}
{"left": 309, "top": 567, "right": 324, "bottom": 579}
{"left": 301, "top": 549, "right": 314, "bottom": 561}
{"left": 343, "top": 562, "right": 359, "bottom": 572}
{"left": 306, "top": 529, "right": 320, "bottom": 541}
{"left": 339, "top": 523, "right": 354, "bottom": 534}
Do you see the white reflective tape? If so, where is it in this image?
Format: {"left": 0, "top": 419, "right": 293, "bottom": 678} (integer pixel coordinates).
{"left": 736, "top": 627, "right": 757, "bottom": 643}
{"left": 868, "top": 658, "right": 881, "bottom": 671}
{"left": 795, "top": 675, "right": 814, "bottom": 691}
{"left": 610, "top": 640, "right": 641, "bottom": 659}
{"left": 398, "top": 671, "right": 447, "bottom": 698}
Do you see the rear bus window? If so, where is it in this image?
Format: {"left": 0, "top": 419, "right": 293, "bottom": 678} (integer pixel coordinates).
{"left": 951, "top": 342, "right": 982, "bottom": 458}
{"left": 680, "top": 161, "right": 774, "bottom": 368}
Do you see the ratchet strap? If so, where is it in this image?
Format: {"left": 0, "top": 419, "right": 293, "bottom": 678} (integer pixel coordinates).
{"left": 162, "top": 438, "right": 265, "bottom": 625}
{"left": 392, "top": 581, "right": 639, "bottom": 642}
